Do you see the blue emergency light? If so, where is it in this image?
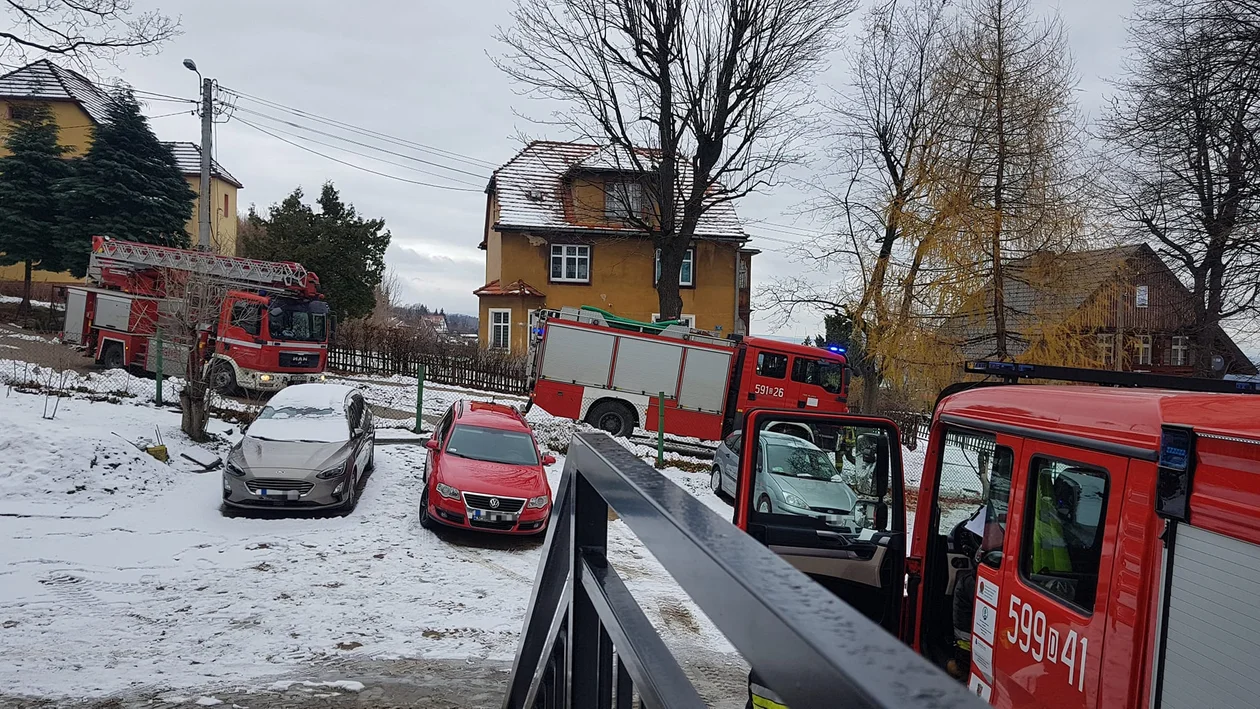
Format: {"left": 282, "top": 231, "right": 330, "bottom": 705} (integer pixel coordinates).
{"left": 827, "top": 345, "right": 846, "bottom": 354}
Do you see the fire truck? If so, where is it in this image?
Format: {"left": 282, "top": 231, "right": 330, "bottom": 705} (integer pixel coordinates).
{"left": 525, "top": 306, "right": 849, "bottom": 441}
{"left": 62, "top": 236, "right": 330, "bottom": 393}
{"left": 730, "top": 361, "right": 1260, "bottom": 708}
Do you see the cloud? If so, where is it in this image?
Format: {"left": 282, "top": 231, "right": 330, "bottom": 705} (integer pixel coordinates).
{"left": 384, "top": 243, "right": 483, "bottom": 315}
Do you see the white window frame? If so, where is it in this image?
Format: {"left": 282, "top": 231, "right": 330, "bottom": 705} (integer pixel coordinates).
{"left": 1137, "top": 334, "right": 1152, "bottom": 366}
{"left": 605, "top": 181, "right": 643, "bottom": 222}
{"left": 652, "top": 313, "right": 696, "bottom": 328}
{"left": 1172, "top": 336, "right": 1189, "bottom": 366}
{"left": 654, "top": 248, "right": 695, "bottom": 287}
{"left": 550, "top": 244, "right": 590, "bottom": 283}
{"left": 489, "top": 309, "right": 512, "bottom": 351}
{"left": 1096, "top": 333, "right": 1114, "bottom": 365}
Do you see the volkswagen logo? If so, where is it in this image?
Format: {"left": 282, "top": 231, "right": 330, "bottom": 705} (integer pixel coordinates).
{"left": 489, "top": 497, "right": 500, "bottom": 509}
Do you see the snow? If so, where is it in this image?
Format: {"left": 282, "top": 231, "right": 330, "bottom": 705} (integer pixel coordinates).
{"left": 267, "top": 680, "right": 364, "bottom": 692}
{"left": 194, "top": 697, "right": 223, "bottom": 706}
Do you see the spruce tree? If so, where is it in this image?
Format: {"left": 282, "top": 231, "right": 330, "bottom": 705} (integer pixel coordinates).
{"left": 58, "top": 89, "right": 196, "bottom": 275}
{"left": 0, "top": 103, "right": 71, "bottom": 314}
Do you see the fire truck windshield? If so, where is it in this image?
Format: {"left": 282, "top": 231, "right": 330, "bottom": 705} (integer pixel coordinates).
{"left": 267, "top": 304, "right": 327, "bottom": 342}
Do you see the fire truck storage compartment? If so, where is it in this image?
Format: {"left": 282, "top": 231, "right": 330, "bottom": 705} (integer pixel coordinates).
{"left": 62, "top": 289, "right": 88, "bottom": 344}
{"left": 677, "top": 346, "right": 733, "bottom": 413}
{"left": 538, "top": 323, "right": 615, "bottom": 388}
{"left": 94, "top": 293, "right": 134, "bottom": 331}
{"left": 1158, "top": 524, "right": 1260, "bottom": 709}
{"left": 611, "top": 337, "right": 683, "bottom": 398}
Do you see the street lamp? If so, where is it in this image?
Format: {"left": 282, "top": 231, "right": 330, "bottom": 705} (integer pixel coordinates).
{"left": 183, "top": 58, "right": 212, "bottom": 251}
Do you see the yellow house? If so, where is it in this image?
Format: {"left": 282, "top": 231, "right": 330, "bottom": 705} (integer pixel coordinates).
{"left": 477, "top": 141, "right": 756, "bottom": 353}
{"left": 0, "top": 60, "right": 242, "bottom": 293}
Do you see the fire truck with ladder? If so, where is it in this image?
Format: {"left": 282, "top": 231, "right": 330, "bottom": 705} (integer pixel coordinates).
{"left": 62, "top": 236, "right": 330, "bottom": 394}
{"left": 721, "top": 361, "right": 1260, "bottom": 708}
{"left": 524, "top": 306, "right": 849, "bottom": 441}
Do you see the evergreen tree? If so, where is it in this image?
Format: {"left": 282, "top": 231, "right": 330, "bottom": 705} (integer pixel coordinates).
{"left": 58, "top": 89, "right": 196, "bottom": 275}
{"left": 241, "top": 183, "right": 391, "bottom": 320}
{"left": 0, "top": 103, "right": 71, "bottom": 313}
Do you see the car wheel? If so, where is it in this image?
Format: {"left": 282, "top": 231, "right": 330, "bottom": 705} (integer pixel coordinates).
{"left": 339, "top": 470, "right": 359, "bottom": 515}
{"left": 208, "top": 360, "right": 240, "bottom": 396}
{"left": 365, "top": 443, "right": 376, "bottom": 473}
{"left": 757, "top": 495, "right": 773, "bottom": 514}
{"left": 418, "top": 488, "right": 435, "bottom": 530}
{"left": 585, "top": 400, "right": 635, "bottom": 437}
{"left": 99, "top": 342, "right": 124, "bottom": 369}
{"left": 710, "top": 466, "right": 724, "bottom": 495}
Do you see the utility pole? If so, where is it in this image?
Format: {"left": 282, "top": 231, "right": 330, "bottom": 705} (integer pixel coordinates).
{"left": 184, "top": 59, "right": 213, "bottom": 251}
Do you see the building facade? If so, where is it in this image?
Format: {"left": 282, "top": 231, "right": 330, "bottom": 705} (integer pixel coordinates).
{"left": 476, "top": 141, "right": 755, "bottom": 353}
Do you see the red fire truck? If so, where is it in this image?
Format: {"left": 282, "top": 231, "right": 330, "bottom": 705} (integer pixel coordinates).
{"left": 62, "top": 236, "right": 330, "bottom": 394}
{"left": 731, "top": 361, "right": 1260, "bottom": 708}
{"left": 525, "top": 307, "right": 849, "bottom": 441}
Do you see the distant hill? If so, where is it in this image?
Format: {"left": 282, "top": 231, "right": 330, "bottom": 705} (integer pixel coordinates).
{"left": 393, "top": 304, "right": 478, "bottom": 334}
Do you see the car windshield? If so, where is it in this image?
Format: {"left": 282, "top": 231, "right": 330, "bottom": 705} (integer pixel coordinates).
{"left": 268, "top": 306, "right": 327, "bottom": 342}
{"left": 764, "top": 442, "right": 844, "bottom": 481}
{"left": 445, "top": 425, "right": 539, "bottom": 466}
{"left": 794, "top": 358, "right": 845, "bottom": 394}
{"left": 257, "top": 404, "right": 338, "bottom": 420}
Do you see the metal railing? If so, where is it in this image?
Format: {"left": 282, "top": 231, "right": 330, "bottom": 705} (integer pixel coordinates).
{"left": 503, "top": 431, "right": 986, "bottom": 709}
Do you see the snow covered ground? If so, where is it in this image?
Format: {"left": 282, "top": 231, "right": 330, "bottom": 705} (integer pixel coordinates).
{"left": 0, "top": 376, "right": 734, "bottom": 702}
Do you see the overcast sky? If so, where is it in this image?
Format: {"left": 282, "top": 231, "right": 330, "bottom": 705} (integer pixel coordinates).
{"left": 100, "top": 0, "right": 1134, "bottom": 340}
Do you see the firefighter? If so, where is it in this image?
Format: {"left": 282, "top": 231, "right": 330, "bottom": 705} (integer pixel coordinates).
{"left": 747, "top": 669, "right": 788, "bottom": 709}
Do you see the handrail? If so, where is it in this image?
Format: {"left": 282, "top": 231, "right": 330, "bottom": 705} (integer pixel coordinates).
{"left": 503, "top": 431, "right": 987, "bottom": 709}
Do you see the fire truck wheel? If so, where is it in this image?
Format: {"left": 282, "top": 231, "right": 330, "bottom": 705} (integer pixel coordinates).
{"left": 99, "top": 342, "right": 125, "bottom": 370}
{"left": 586, "top": 400, "right": 636, "bottom": 437}
{"left": 209, "top": 361, "right": 240, "bottom": 395}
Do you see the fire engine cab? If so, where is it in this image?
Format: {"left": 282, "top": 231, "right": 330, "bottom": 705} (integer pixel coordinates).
{"left": 62, "top": 236, "right": 329, "bottom": 393}
{"left": 526, "top": 306, "right": 848, "bottom": 441}
{"left": 732, "top": 361, "right": 1260, "bottom": 708}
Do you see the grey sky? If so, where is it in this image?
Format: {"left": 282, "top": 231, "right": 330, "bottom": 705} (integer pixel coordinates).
{"left": 106, "top": 0, "right": 1134, "bottom": 338}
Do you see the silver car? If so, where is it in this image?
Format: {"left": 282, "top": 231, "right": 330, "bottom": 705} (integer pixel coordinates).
{"left": 222, "top": 383, "right": 375, "bottom": 513}
{"left": 711, "top": 422, "right": 815, "bottom": 499}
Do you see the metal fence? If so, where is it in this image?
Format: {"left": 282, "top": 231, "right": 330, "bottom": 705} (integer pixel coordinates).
{"left": 504, "top": 431, "right": 985, "bottom": 709}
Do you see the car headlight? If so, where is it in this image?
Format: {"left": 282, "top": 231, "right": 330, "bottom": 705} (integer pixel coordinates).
{"left": 783, "top": 492, "right": 809, "bottom": 509}
{"left": 436, "top": 482, "right": 461, "bottom": 500}
{"left": 225, "top": 461, "right": 247, "bottom": 477}
{"left": 316, "top": 462, "right": 348, "bottom": 479}
{"left": 259, "top": 374, "right": 273, "bottom": 382}
{"left": 527, "top": 495, "right": 550, "bottom": 509}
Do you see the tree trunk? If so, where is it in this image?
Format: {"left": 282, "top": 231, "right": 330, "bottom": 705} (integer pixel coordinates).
{"left": 18, "top": 260, "right": 33, "bottom": 316}
{"left": 655, "top": 243, "right": 687, "bottom": 321}
{"left": 861, "top": 371, "right": 881, "bottom": 415}
{"left": 180, "top": 383, "right": 210, "bottom": 442}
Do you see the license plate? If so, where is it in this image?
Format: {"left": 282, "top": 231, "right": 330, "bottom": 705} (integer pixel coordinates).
{"left": 258, "top": 489, "right": 298, "bottom": 500}
{"left": 471, "top": 509, "right": 517, "bottom": 523}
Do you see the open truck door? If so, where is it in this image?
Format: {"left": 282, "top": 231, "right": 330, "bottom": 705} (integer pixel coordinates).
{"left": 734, "top": 409, "right": 907, "bottom": 635}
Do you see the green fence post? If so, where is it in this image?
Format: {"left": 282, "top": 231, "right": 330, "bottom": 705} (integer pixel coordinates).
{"left": 414, "top": 363, "right": 426, "bottom": 434}
{"left": 154, "top": 327, "right": 163, "bottom": 406}
{"left": 656, "top": 391, "right": 665, "bottom": 469}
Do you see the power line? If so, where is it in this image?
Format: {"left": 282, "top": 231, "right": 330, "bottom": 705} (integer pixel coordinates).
{"left": 233, "top": 113, "right": 483, "bottom": 187}
{"left": 219, "top": 85, "right": 497, "bottom": 170}
{"left": 235, "top": 117, "right": 482, "bottom": 193}
{"left": 231, "top": 104, "right": 488, "bottom": 181}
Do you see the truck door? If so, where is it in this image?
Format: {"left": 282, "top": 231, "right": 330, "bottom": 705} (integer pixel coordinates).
{"left": 743, "top": 347, "right": 791, "bottom": 411}
{"left": 788, "top": 354, "right": 848, "bottom": 413}
{"left": 984, "top": 441, "right": 1127, "bottom": 708}
{"left": 217, "top": 297, "right": 265, "bottom": 371}
{"left": 734, "top": 409, "right": 906, "bottom": 634}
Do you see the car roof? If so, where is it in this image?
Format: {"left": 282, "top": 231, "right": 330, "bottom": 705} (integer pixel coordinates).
{"left": 455, "top": 399, "right": 530, "bottom": 431}
{"left": 266, "top": 382, "right": 355, "bottom": 411}
{"left": 938, "top": 385, "right": 1260, "bottom": 451}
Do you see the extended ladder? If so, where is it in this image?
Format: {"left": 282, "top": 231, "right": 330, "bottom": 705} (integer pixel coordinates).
{"left": 88, "top": 236, "right": 317, "bottom": 294}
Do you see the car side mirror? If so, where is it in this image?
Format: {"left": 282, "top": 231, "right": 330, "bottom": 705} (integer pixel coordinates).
{"left": 425, "top": 439, "right": 440, "bottom": 451}
{"left": 542, "top": 454, "right": 557, "bottom": 466}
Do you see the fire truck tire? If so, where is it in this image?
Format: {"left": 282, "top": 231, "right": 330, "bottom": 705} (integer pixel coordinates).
{"left": 586, "top": 400, "right": 636, "bottom": 437}
{"left": 99, "top": 342, "right": 125, "bottom": 370}
{"left": 208, "top": 360, "right": 240, "bottom": 396}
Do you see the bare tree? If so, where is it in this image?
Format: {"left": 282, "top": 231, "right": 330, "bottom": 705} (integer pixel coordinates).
{"left": 496, "top": 0, "right": 855, "bottom": 320}
{"left": 1, "top": 1, "right": 178, "bottom": 70}
{"left": 1102, "top": 0, "right": 1260, "bottom": 376}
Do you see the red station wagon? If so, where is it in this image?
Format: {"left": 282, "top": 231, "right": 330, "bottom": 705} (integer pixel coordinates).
{"left": 419, "top": 400, "right": 556, "bottom": 535}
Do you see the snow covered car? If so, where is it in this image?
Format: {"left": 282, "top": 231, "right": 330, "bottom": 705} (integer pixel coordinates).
{"left": 419, "top": 400, "right": 555, "bottom": 535}
{"left": 222, "top": 383, "right": 375, "bottom": 512}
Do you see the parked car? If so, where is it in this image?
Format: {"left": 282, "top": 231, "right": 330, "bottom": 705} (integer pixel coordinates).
{"left": 711, "top": 422, "right": 814, "bottom": 499}
{"left": 222, "top": 383, "right": 375, "bottom": 513}
{"left": 419, "top": 400, "right": 556, "bottom": 535}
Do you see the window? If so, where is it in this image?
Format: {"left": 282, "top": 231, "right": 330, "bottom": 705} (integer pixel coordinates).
{"left": 446, "top": 424, "right": 540, "bottom": 465}
{"left": 935, "top": 428, "right": 1014, "bottom": 556}
{"left": 223, "top": 194, "right": 230, "bottom": 219}
{"left": 230, "top": 303, "right": 261, "bottom": 336}
{"left": 724, "top": 431, "right": 742, "bottom": 451}
{"left": 268, "top": 305, "right": 326, "bottom": 342}
{"left": 1020, "top": 457, "right": 1109, "bottom": 612}
{"left": 791, "top": 357, "right": 846, "bottom": 394}
{"left": 655, "top": 248, "right": 694, "bottom": 286}
{"left": 1172, "top": 336, "right": 1189, "bottom": 366}
{"left": 651, "top": 313, "right": 696, "bottom": 328}
{"left": 1096, "top": 333, "right": 1114, "bottom": 365}
{"left": 489, "top": 309, "right": 511, "bottom": 351}
{"left": 1135, "top": 285, "right": 1149, "bottom": 308}
{"left": 604, "top": 181, "right": 643, "bottom": 222}
{"left": 550, "top": 244, "right": 590, "bottom": 283}
{"left": 756, "top": 352, "right": 788, "bottom": 379}
{"left": 1136, "top": 335, "right": 1152, "bottom": 366}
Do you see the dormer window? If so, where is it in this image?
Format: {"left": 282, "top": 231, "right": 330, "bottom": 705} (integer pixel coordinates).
{"left": 604, "top": 180, "right": 643, "bottom": 222}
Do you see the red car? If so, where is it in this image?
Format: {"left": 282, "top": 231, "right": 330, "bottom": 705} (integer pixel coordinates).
{"left": 419, "top": 400, "right": 556, "bottom": 535}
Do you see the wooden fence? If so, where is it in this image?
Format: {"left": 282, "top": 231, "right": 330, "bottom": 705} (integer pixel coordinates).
{"left": 328, "top": 322, "right": 529, "bottom": 396}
